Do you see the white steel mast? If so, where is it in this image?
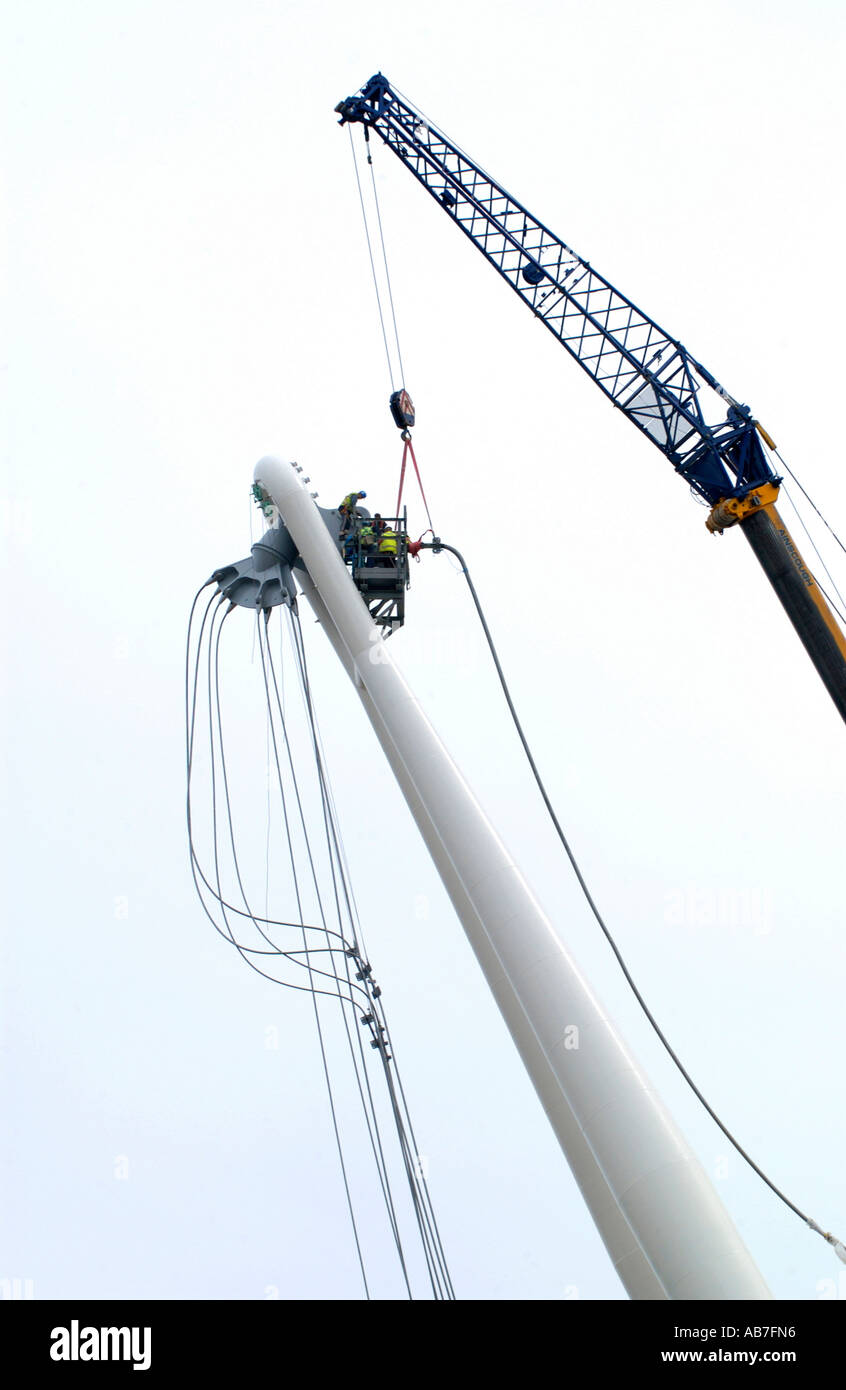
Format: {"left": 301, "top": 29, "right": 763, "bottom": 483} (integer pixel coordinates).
{"left": 255, "top": 454, "right": 771, "bottom": 1302}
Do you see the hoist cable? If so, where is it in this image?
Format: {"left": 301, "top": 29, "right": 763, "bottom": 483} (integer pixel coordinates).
{"left": 391, "top": 82, "right": 491, "bottom": 188}
{"left": 774, "top": 448, "right": 846, "bottom": 561}
{"left": 366, "top": 136, "right": 407, "bottom": 389}
{"left": 762, "top": 442, "right": 846, "bottom": 621}
{"left": 779, "top": 483, "right": 846, "bottom": 623}
{"left": 424, "top": 540, "right": 845, "bottom": 1251}
{"left": 348, "top": 125, "right": 396, "bottom": 392}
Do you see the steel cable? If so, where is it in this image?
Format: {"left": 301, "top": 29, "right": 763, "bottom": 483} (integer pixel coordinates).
{"left": 186, "top": 584, "right": 455, "bottom": 1296}
{"left": 426, "top": 539, "right": 844, "bottom": 1251}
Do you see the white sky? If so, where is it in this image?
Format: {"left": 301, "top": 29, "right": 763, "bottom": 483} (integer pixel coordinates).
{"left": 4, "top": 0, "right": 846, "bottom": 1302}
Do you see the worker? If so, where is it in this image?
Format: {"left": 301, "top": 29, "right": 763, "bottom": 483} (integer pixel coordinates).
{"left": 344, "top": 520, "right": 375, "bottom": 568}
{"left": 377, "top": 526, "right": 399, "bottom": 566}
{"left": 338, "top": 490, "right": 367, "bottom": 538}
{"left": 372, "top": 513, "right": 387, "bottom": 538}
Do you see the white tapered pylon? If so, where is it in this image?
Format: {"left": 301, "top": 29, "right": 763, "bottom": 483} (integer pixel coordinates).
{"left": 255, "top": 455, "right": 771, "bottom": 1302}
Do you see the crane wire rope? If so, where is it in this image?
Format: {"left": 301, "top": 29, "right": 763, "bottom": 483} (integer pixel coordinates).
{"left": 774, "top": 447, "right": 846, "bottom": 561}
{"left": 365, "top": 130, "right": 407, "bottom": 390}
{"left": 390, "top": 82, "right": 500, "bottom": 193}
{"left": 778, "top": 483, "right": 846, "bottom": 624}
{"left": 747, "top": 435, "right": 846, "bottom": 622}
{"left": 347, "top": 126, "right": 403, "bottom": 394}
{"left": 186, "top": 581, "right": 455, "bottom": 1297}
{"left": 350, "top": 124, "right": 440, "bottom": 541}
{"left": 423, "top": 540, "right": 846, "bottom": 1262}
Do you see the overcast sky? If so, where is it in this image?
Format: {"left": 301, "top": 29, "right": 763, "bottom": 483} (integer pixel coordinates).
{"left": 4, "top": 0, "right": 846, "bottom": 1302}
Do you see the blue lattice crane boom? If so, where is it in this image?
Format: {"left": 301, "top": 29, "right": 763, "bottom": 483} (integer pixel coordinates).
{"left": 336, "top": 73, "right": 846, "bottom": 724}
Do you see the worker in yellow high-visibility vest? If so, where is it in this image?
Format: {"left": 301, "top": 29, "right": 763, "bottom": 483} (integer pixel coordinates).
{"left": 377, "top": 528, "right": 398, "bottom": 566}
{"left": 340, "top": 490, "right": 367, "bottom": 514}
{"left": 358, "top": 521, "right": 377, "bottom": 567}
{"left": 338, "top": 490, "right": 367, "bottom": 542}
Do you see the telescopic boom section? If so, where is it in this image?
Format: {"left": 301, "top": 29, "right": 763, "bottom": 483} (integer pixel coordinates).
{"left": 336, "top": 73, "right": 846, "bottom": 724}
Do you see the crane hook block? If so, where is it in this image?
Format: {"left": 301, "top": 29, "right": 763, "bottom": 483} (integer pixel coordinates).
{"left": 390, "top": 388, "right": 415, "bottom": 430}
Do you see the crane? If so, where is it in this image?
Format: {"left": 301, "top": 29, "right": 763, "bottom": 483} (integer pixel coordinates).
{"left": 198, "top": 79, "right": 846, "bottom": 1299}
{"left": 335, "top": 73, "right": 846, "bottom": 724}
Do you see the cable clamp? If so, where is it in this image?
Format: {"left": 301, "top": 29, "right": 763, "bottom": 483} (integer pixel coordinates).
{"left": 807, "top": 1218, "right": 846, "bottom": 1262}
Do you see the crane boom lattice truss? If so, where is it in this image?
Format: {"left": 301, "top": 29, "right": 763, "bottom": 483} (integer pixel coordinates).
{"left": 336, "top": 73, "right": 774, "bottom": 505}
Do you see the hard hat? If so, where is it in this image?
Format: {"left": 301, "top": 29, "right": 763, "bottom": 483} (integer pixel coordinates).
{"left": 359, "top": 490, "right": 367, "bottom": 498}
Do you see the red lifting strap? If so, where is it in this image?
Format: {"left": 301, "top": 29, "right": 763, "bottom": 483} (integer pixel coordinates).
{"left": 395, "top": 431, "right": 434, "bottom": 533}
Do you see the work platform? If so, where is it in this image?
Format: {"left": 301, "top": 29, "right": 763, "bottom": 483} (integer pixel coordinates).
{"left": 342, "top": 509, "right": 410, "bottom": 634}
